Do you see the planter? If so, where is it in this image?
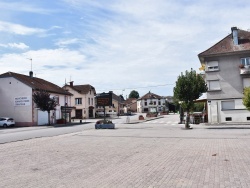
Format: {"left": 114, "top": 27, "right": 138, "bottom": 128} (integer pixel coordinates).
{"left": 56, "top": 119, "right": 65, "bottom": 124}
{"left": 95, "top": 123, "right": 115, "bottom": 129}
{"left": 139, "top": 115, "right": 144, "bottom": 120}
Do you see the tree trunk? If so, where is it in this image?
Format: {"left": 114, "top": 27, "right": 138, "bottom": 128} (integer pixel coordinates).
{"left": 47, "top": 111, "right": 51, "bottom": 125}
{"left": 185, "top": 109, "right": 190, "bottom": 129}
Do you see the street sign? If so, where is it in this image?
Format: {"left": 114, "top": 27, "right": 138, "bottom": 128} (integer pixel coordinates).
{"left": 96, "top": 92, "right": 112, "bottom": 106}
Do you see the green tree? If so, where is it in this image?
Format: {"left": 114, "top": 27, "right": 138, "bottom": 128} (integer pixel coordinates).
{"left": 129, "top": 90, "right": 139, "bottom": 99}
{"left": 33, "top": 90, "right": 57, "bottom": 125}
{"left": 173, "top": 69, "right": 207, "bottom": 129}
{"left": 243, "top": 87, "right": 250, "bottom": 110}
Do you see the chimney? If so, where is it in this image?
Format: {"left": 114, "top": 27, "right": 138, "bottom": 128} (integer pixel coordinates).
{"left": 231, "top": 27, "right": 238, "bottom": 45}
{"left": 70, "top": 81, "right": 74, "bottom": 87}
{"left": 29, "top": 71, "right": 33, "bottom": 78}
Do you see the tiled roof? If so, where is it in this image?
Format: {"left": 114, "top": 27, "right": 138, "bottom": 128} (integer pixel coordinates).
{"left": 139, "top": 92, "right": 163, "bottom": 100}
{"left": 199, "top": 29, "right": 250, "bottom": 57}
{"left": 124, "top": 98, "right": 137, "bottom": 105}
{"left": 68, "top": 84, "right": 96, "bottom": 95}
{"left": 0, "top": 72, "right": 72, "bottom": 95}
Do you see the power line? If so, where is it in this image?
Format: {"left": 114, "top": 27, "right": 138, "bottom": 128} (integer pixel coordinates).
{"left": 96, "top": 83, "right": 174, "bottom": 92}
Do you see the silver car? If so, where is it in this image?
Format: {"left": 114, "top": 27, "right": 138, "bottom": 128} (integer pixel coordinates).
{"left": 0, "top": 117, "right": 15, "bottom": 128}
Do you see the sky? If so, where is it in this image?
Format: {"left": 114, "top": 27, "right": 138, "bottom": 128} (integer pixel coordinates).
{"left": 0, "top": 0, "right": 250, "bottom": 98}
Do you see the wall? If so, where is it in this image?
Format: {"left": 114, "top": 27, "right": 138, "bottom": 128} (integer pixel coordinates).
{"left": 207, "top": 99, "right": 249, "bottom": 123}
{"left": 0, "top": 77, "right": 33, "bottom": 126}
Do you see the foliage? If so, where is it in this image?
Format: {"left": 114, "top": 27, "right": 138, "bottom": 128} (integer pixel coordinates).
{"left": 33, "top": 90, "right": 57, "bottom": 125}
{"left": 173, "top": 69, "right": 207, "bottom": 128}
{"left": 243, "top": 87, "right": 250, "bottom": 111}
{"left": 129, "top": 90, "right": 140, "bottom": 99}
{"left": 192, "top": 102, "right": 205, "bottom": 112}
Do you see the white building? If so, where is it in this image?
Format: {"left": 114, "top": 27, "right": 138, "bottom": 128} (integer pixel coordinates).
{"left": 137, "top": 92, "right": 166, "bottom": 113}
{"left": 0, "top": 71, "right": 72, "bottom": 126}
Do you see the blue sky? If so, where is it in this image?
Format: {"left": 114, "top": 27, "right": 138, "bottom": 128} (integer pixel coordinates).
{"left": 0, "top": 0, "right": 250, "bottom": 98}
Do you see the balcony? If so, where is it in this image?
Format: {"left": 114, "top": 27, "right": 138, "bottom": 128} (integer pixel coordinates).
{"left": 240, "top": 65, "right": 250, "bottom": 75}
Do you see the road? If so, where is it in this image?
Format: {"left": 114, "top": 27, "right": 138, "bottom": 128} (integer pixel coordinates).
{"left": 2, "top": 114, "right": 250, "bottom": 187}
{"left": 0, "top": 113, "right": 180, "bottom": 144}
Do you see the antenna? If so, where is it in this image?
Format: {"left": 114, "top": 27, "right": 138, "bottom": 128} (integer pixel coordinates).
{"left": 27, "top": 58, "right": 32, "bottom": 71}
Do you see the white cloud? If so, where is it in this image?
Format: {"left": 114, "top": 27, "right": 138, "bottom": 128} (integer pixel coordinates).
{"left": 0, "top": 21, "right": 45, "bottom": 35}
{"left": 0, "top": 42, "right": 29, "bottom": 50}
{"left": 55, "top": 38, "right": 80, "bottom": 47}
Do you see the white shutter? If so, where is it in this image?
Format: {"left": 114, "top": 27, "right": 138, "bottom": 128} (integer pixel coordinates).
{"left": 209, "top": 80, "right": 220, "bottom": 90}
{"left": 243, "top": 78, "right": 250, "bottom": 88}
{"left": 221, "top": 101, "right": 235, "bottom": 110}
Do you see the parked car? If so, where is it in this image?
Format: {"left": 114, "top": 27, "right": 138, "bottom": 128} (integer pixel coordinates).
{"left": 0, "top": 117, "right": 15, "bottom": 128}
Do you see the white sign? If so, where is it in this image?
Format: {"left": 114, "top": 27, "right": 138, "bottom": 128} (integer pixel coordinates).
{"left": 14, "top": 96, "right": 31, "bottom": 106}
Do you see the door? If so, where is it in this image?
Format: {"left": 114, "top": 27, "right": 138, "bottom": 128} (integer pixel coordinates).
{"left": 75, "top": 109, "right": 82, "bottom": 119}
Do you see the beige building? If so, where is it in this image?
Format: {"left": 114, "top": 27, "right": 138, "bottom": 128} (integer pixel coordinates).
{"left": 0, "top": 71, "right": 72, "bottom": 126}
{"left": 64, "top": 81, "right": 96, "bottom": 119}
{"left": 96, "top": 92, "right": 124, "bottom": 116}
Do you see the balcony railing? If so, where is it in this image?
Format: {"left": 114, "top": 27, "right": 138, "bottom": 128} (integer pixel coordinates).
{"left": 240, "top": 65, "right": 250, "bottom": 75}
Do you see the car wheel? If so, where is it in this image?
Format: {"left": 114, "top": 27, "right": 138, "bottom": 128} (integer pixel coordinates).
{"left": 3, "top": 124, "right": 7, "bottom": 128}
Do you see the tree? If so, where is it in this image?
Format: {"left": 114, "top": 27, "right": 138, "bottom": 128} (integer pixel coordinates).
{"left": 173, "top": 68, "right": 207, "bottom": 129}
{"left": 33, "top": 90, "right": 57, "bottom": 125}
{"left": 129, "top": 90, "right": 139, "bottom": 99}
{"left": 243, "top": 87, "right": 250, "bottom": 110}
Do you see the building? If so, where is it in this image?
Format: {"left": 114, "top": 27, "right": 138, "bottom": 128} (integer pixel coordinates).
{"left": 96, "top": 92, "right": 124, "bottom": 116}
{"left": 63, "top": 81, "right": 96, "bottom": 119}
{"left": 198, "top": 27, "right": 250, "bottom": 123}
{"left": 0, "top": 71, "right": 72, "bottom": 126}
{"left": 123, "top": 98, "right": 137, "bottom": 113}
{"left": 137, "top": 92, "right": 166, "bottom": 113}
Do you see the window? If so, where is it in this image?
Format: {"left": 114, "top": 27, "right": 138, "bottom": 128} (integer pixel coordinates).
{"left": 221, "top": 100, "right": 235, "bottom": 110}
{"left": 158, "top": 101, "right": 161, "bottom": 105}
{"left": 75, "top": 98, "right": 82, "bottom": 105}
{"left": 88, "top": 98, "right": 90, "bottom": 105}
{"left": 206, "top": 61, "right": 219, "bottom": 71}
{"left": 153, "top": 101, "right": 156, "bottom": 105}
{"left": 241, "top": 57, "right": 250, "bottom": 66}
{"left": 243, "top": 78, "right": 250, "bottom": 88}
{"left": 208, "top": 80, "right": 220, "bottom": 91}
{"left": 144, "top": 102, "right": 147, "bottom": 106}
{"left": 225, "top": 117, "right": 232, "bottom": 121}
{"left": 54, "top": 96, "right": 59, "bottom": 104}
{"left": 91, "top": 98, "right": 93, "bottom": 105}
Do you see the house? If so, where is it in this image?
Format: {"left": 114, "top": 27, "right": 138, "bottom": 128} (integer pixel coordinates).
{"left": 198, "top": 27, "right": 250, "bottom": 123}
{"left": 63, "top": 81, "right": 96, "bottom": 119}
{"left": 96, "top": 92, "right": 124, "bottom": 116}
{"left": 123, "top": 98, "right": 137, "bottom": 113}
{"left": 137, "top": 92, "right": 166, "bottom": 113}
{"left": 0, "top": 71, "right": 72, "bottom": 126}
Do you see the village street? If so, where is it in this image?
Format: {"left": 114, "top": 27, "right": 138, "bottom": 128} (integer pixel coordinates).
{"left": 1, "top": 114, "right": 250, "bottom": 187}
{"left": 0, "top": 114, "right": 178, "bottom": 144}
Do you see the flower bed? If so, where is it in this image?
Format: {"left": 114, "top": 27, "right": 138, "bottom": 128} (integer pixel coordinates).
{"left": 95, "top": 119, "right": 115, "bottom": 129}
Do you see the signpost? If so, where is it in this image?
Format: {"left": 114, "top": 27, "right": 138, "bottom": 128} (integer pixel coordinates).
{"left": 96, "top": 92, "right": 112, "bottom": 119}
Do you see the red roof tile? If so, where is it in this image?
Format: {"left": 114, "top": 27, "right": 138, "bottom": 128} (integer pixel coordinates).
{"left": 199, "top": 29, "right": 250, "bottom": 57}
{"left": 0, "top": 72, "right": 72, "bottom": 95}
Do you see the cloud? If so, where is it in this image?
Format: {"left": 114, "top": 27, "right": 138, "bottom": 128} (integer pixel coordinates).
{"left": 55, "top": 38, "right": 80, "bottom": 47}
{"left": 0, "top": 1, "right": 58, "bottom": 14}
{"left": 0, "top": 42, "right": 29, "bottom": 50}
{"left": 0, "top": 21, "right": 45, "bottom": 35}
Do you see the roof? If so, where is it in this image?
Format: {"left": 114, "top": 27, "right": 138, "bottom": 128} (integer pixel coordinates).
{"left": 0, "top": 72, "right": 72, "bottom": 95}
{"left": 199, "top": 28, "right": 250, "bottom": 58}
{"left": 124, "top": 98, "right": 137, "bottom": 105}
{"left": 66, "top": 84, "right": 96, "bottom": 95}
{"left": 139, "top": 92, "right": 163, "bottom": 100}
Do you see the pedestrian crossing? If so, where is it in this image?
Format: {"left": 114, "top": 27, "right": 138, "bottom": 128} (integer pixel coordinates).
{"left": 112, "top": 119, "right": 179, "bottom": 125}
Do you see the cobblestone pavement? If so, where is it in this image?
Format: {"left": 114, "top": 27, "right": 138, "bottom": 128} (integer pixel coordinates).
{"left": 1, "top": 122, "right": 250, "bottom": 188}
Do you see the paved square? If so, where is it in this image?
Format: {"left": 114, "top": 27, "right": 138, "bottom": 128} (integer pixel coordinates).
{"left": 1, "top": 122, "right": 250, "bottom": 188}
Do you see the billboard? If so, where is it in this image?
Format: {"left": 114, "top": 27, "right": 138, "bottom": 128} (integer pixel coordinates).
{"left": 96, "top": 92, "right": 112, "bottom": 106}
